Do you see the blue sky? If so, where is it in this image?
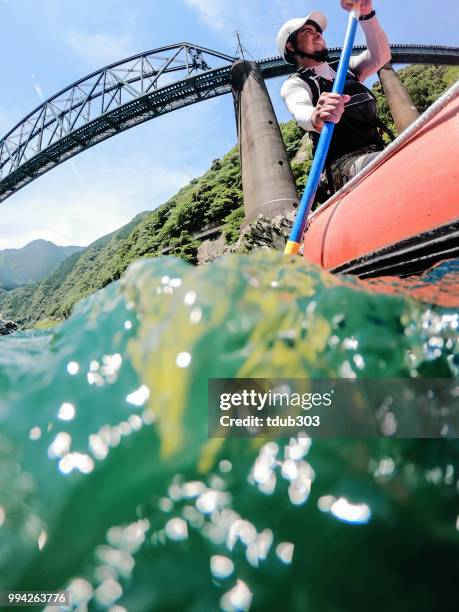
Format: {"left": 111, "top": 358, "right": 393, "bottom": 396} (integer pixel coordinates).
{"left": 0, "top": 0, "right": 457, "bottom": 249}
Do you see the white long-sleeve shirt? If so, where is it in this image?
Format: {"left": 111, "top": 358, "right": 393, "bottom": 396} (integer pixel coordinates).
{"left": 281, "top": 17, "right": 391, "bottom": 132}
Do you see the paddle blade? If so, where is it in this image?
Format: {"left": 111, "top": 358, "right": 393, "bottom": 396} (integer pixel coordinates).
{"left": 284, "top": 240, "right": 300, "bottom": 255}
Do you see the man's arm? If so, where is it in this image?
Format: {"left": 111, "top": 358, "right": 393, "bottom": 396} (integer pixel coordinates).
{"left": 282, "top": 78, "right": 350, "bottom": 133}
{"left": 281, "top": 78, "right": 318, "bottom": 132}
{"left": 341, "top": 1, "right": 391, "bottom": 81}
{"left": 350, "top": 17, "right": 392, "bottom": 80}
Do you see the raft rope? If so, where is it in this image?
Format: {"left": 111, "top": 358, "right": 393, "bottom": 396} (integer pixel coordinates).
{"left": 307, "top": 78, "right": 459, "bottom": 223}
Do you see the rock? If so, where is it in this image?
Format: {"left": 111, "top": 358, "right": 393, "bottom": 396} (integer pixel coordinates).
{"left": 197, "top": 235, "right": 227, "bottom": 265}
{"left": 231, "top": 211, "right": 295, "bottom": 254}
{"left": 196, "top": 212, "right": 295, "bottom": 265}
{"left": 0, "top": 318, "right": 17, "bottom": 335}
{"left": 291, "top": 134, "right": 313, "bottom": 165}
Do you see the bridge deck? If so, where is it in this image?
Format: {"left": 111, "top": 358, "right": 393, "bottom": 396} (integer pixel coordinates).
{"left": 1, "top": 44, "right": 458, "bottom": 203}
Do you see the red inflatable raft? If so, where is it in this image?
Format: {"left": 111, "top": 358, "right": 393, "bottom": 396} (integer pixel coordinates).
{"left": 303, "top": 84, "right": 459, "bottom": 278}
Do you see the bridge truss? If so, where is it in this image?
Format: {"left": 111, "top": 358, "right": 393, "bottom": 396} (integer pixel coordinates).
{"left": 0, "top": 43, "right": 458, "bottom": 203}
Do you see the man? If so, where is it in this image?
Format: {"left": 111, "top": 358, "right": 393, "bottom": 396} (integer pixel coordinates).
{"left": 277, "top": 1, "right": 392, "bottom": 193}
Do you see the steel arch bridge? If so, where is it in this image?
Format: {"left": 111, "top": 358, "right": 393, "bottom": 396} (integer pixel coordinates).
{"left": 0, "top": 43, "right": 458, "bottom": 203}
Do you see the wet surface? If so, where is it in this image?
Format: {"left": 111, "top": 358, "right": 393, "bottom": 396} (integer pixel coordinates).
{"left": 357, "top": 258, "right": 459, "bottom": 308}
{"left": 0, "top": 252, "right": 458, "bottom": 611}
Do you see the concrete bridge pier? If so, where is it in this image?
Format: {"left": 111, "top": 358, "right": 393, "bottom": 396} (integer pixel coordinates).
{"left": 378, "top": 62, "right": 420, "bottom": 134}
{"left": 231, "top": 60, "right": 298, "bottom": 226}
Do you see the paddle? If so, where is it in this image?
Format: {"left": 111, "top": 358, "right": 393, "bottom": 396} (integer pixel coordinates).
{"left": 284, "top": 4, "right": 361, "bottom": 255}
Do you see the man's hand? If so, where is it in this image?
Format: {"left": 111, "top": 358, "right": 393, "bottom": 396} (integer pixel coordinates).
{"left": 311, "top": 92, "right": 351, "bottom": 131}
{"left": 340, "top": 0, "right": 373, "bottom": 16}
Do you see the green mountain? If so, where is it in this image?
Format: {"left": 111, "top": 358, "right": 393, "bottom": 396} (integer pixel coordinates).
{"left": 1, "top": 64, "right": 457, "bottom": 328}
{"left": 0, "top": 212, "right": 151, "bottom": 325}
{"left": 0, "top": 239, "right": 84, "bottom": 289}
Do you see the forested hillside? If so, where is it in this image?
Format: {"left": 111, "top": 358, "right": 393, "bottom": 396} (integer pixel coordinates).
{"left": 0, "top": 213, "right": 150, "bottom": 325}
{"left": 1, "top": 64, "right": 456, "bottom": 328}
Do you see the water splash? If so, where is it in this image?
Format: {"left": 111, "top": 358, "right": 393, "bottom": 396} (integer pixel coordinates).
{"left": 0, "top": 252, "right": 458, "bottom": 610}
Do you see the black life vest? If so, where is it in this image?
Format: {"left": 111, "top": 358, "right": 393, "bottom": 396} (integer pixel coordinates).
{"left": 296, "top": 60, "right": 386, "bottom": 164}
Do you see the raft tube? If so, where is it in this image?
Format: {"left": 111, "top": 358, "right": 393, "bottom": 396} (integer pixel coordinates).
{"left": 303, "top": 82, "right": 459, "bottom": 278}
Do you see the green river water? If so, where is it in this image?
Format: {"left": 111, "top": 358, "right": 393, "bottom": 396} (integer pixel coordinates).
{"left": 0, "top": 251, "right": 458, "bottom": 611}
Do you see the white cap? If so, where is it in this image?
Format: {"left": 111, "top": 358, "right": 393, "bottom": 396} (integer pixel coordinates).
{"left": 276, "top": 11, "right": 327, "bottom": 63}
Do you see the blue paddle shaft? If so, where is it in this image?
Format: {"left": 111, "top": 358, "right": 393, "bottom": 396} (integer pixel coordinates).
{"left": 287, "top": 10, "right": 360, "bottom": 247}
